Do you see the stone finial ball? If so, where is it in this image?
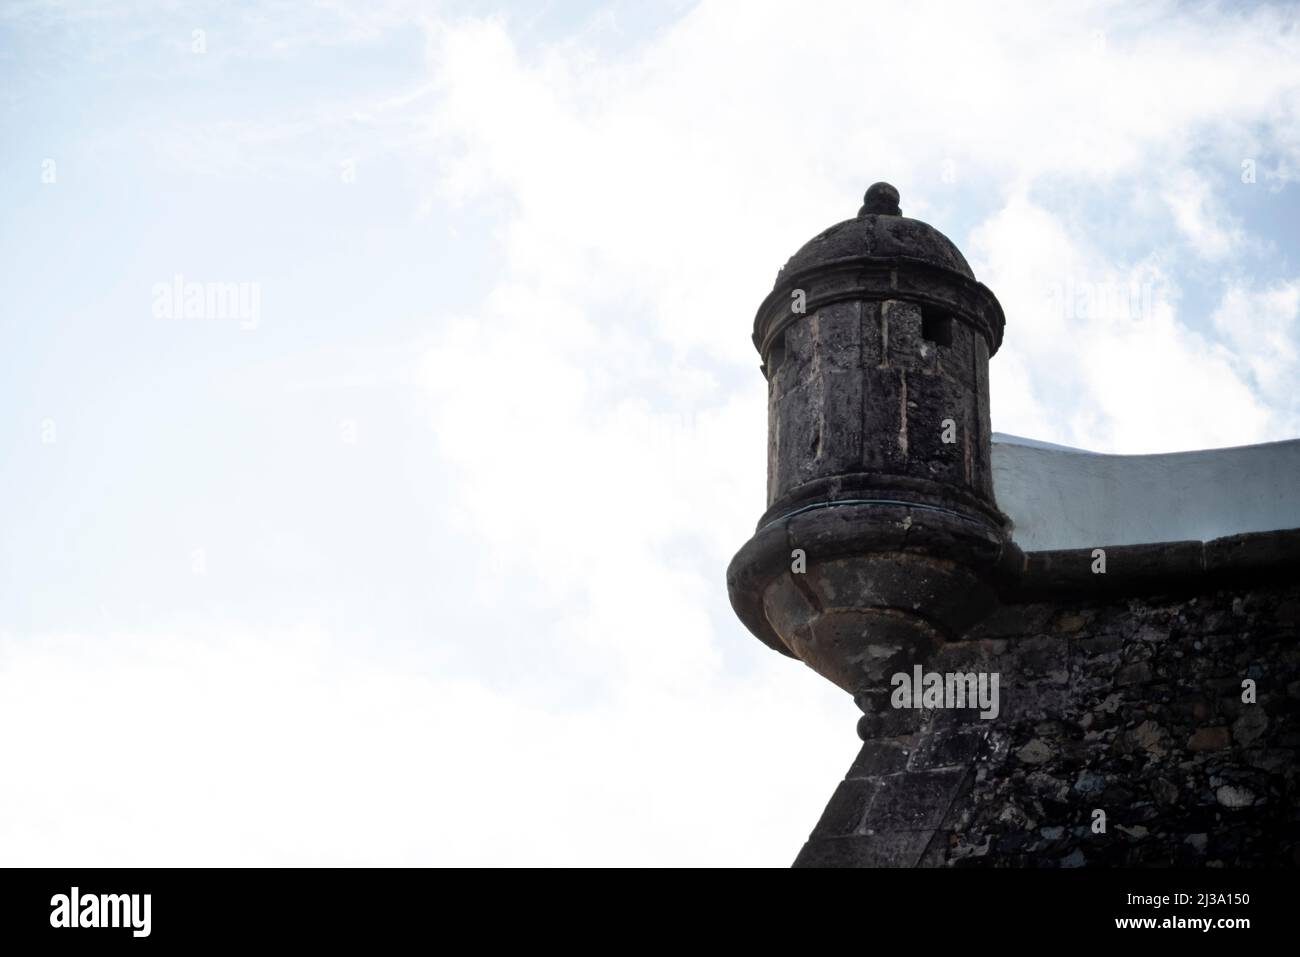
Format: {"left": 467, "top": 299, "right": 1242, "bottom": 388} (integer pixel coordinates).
{"left": 860, "top": 182, "right": 902, "bottom": 217}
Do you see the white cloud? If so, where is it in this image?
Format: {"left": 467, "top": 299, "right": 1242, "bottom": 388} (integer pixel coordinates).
{"left": 970, "top": 193, "right": 1277, "bottom": 452}
{"left": 1162, "top": 168, "right": 1246, "bottom": 261}
{"left": 1211, "top": 279, "right": 1300, "bottom": 434}
{"left": 1075, "top": 293, "right": 1272, "bottom": 453}
{"left": 0, "top": 623, "right": 847, "bottom": 866}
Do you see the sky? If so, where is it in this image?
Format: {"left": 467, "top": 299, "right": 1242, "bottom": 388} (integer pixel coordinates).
{"left": 0, "top": 0, "right": 1298, "bottom": 866}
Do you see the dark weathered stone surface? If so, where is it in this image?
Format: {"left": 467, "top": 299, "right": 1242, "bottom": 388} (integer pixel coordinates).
{"left": 1008, "top": 530, "right": 1300, "bottom": 599}
{"left": 761, "top": 285, "right": 1000, "bottom": 516}
{"left": 730, "top": 185, "right": 1014, "bottom": 702}
{"left": 776, "top": 205, "right": 975, "bottom": 285}
{"left": 796, "top": 579, "right": 1300, "bottom": 867}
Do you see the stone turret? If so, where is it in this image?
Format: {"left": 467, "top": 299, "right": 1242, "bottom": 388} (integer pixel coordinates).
{"left": 727, "top": 182, "right": 1015, "bottom": 731}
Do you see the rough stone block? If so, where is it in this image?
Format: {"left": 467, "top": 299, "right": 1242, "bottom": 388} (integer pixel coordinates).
{"left": 909, "top": 729, "right": 988, "bottom": 770}
{"left": 815, "top": 370, "right": 863, "bottom": 475}
{"left": 861, "top": 369, "right": 906, "bottom": 472}
{"left": 793, "top": 831, "right": 935, "bottom": 868}
{"left": 812, "top": 301, "right": 861, "bottom": 370}
{"left": 935, "top": 315, "right": 977, "bottom": 388}
{"left": 775, "top": 380, "right": 818, "bottom": 492}
{"left": 860, "top": 300, "right": 883, "bottom": 368}
{"left": 902, "top": 371, "right": 970, "bottom": 487}
{"left": 811, "top": 779, "right": 877, "bottom": 837}
{"left": 847, "top": 740, "right": 911, "bottom": 778}
{"left": 870, "top": 768, "right": 969, "bottom": 830}
{"left": 774, "top": 314, "right": 814, "bottom": 397}
{"left": 883, "top": 300, "right": 926, "bottom": 370}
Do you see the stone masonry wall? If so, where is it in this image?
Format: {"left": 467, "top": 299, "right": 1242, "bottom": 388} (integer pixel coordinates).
{"left": 763, "top": 298, "right": 992, "bottom": 515}
{"left": 794, "top": 579, "right": 1300, "bottom": 867}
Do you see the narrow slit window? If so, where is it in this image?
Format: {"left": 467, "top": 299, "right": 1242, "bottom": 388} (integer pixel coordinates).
{"left": 921, "top": 307, "right": 953, "bottom": 347}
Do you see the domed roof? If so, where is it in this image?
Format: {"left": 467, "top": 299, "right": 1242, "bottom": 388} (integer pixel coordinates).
{"left": 775, "top": 182, "right": 974, "bottom": 286}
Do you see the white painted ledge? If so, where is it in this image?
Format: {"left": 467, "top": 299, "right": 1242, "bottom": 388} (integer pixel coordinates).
{"left": 991, "top": 433, "right": 1300, "bottom": 552}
